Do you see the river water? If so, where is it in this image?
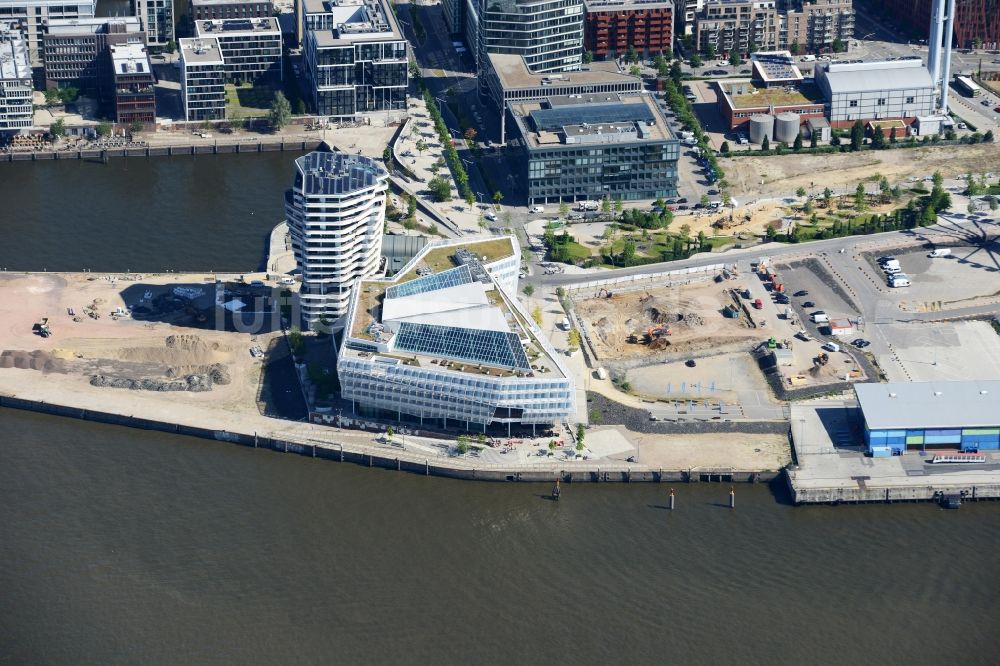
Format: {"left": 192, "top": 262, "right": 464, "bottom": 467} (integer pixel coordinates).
{"left": 0, "top": 153, "right": 301, "bottom": 273}
{"left": 2, "top": 157, "right": 1000, "bottom": 663}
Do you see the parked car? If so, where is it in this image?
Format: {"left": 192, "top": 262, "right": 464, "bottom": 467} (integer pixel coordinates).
{"left": 685, "top": 359, "right": 697, "bottom": 367}
{"left": 994, "top": 106, "right": 1000, "bottom": 113}
{"left": 676, "top": 197, "right": 688, "bottom": 204}
{"left": 802, "top": 301, "right": 815, "bottom": 308}
{"left": 530, "top": 205, "right": 544, "bottom": 214}
{"left": 852, "top": 339, "right": 871, "bottom": 348}
{"left": 738, "top": 68, "right": 751, "bottom": 74}
{"left": 707, "top": 188, "right": 719, "bottom": 195}
{"left": 793, "top": 290, "right": 809, "bottom": 297}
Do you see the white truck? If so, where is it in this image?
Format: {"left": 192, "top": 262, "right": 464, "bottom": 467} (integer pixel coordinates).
{"left": 811, "top": 312, "right": 829, "bottom": 324}
{"left": 882, "top": 259, "right": 902, "bottom": 274}
{"left": 889, "top": 274, "right": 911, "bottom": 287}
{"left": 928, "top": 248, "right": 951, "bottom": 258}
{"left": 577, "top": 200, "right": 599, "bottom": 211}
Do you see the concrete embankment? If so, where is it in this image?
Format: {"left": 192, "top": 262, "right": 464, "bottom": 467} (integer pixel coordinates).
{"left": 786, "top": 475, "right": 1000, "bottom": 505}
{"left": 0, "top": 139, "right": 323, "bottom": 162}
{"left": 0, "top": 394, "right": 777, "bottom": 484}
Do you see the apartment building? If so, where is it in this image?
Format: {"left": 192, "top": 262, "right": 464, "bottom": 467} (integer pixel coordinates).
{"left": 285, "top": 151, "right": 389, "bottom": 326}
{"left": 105, "top": 42, "right": 156, "bottom": 124}
{"left": 179, "top": 37, "right": 227, "bottom": 121}
{"left": 42, "top": 17, "right": 145, "bottom": 91}
{"left": 467, "top": 0, "right": 584, "bottom": 76}
{"left": 0, "top": 0, "right": 96, "bottom": 62}
{"left": 131, "top": 0, "right": 174, "bottom": 46}
{"left": 302, "top": 0, "right": 407, "bottom": 120}
{"left": 694, "top": 0, "right": 853, "bottom": 56}
{"left": 583, "top": 0, "right": 674, "bottom": 60}
{"left": 190, "top": 0, "right": 273, "bottom": 23}
{"left": 338, "top": 237, "right": 576, "bottom": 431}
{"left": 0, "top": 21, "right": 32, "bottom": 132}
{"left": 194, "top": 17, "right": 282, "bottom": 83}
{"left": 784, "top": 0, "right": 853, "bottom": 54}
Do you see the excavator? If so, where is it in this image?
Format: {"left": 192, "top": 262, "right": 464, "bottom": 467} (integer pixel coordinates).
{"left": 645, "top": 325, "right": 672, "bottom": 342}
{"left": 597, "top": 288, "right": 614, "bottom": 299}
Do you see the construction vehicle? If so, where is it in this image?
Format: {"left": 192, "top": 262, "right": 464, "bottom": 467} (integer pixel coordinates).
{"left": 33, "top": 317, "right": 51, "bottom": 338}
{"left": 723, "top": 303, "right": 741, "bottom": 319}
{"left": 767, "top": 336, "right": 778, "bottom": 349}
{"left": 597, "top": 288, "right": 614, "bottom": 299}
{"left": 815, "top": 352, "right": 829, "bottom": 366}
{"left": 645, "top": 325, "right": 672, "bottom": 342}
{"left": 752, "top": 298, "right": 763, "bottom": 309}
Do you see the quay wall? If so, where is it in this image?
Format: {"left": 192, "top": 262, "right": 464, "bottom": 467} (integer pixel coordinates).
{"left": 0, "top": 394, "right": 777, "bottom": 484}
{"left": 0, "top": 140, "right": 323, "bottom": 163}
{"left": 786, "top": 475, "right": 1000, "bottom": 505}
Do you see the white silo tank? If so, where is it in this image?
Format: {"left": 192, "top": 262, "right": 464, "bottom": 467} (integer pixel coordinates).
{"left": 774, "top": 112, "right": 800, "bottom": 144}
{"left": 749, "top": 114, "right": 774, "bottom": 144}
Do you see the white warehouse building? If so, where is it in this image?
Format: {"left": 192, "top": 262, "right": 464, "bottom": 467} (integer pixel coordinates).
{"left": 286, "top": 150, "right": 389, "bottom": 328}
{"left": 338, "top": 237, "right": 575, "bottom": 431}
{"left": 815, "top": 59, "right": 936, "bottom": 125}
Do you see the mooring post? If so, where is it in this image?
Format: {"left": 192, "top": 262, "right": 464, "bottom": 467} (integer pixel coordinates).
{"left": 669, "top": 488, "right": 675, "bottom": 510}
{"left": 729, "top": 486, "right": 735, "bottom": 509}
{"left": 340, "top": 443, "right": 344, "bottom": 461}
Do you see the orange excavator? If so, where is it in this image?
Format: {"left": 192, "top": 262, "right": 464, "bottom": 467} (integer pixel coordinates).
{"left": 645, "top": 325, "right": 672, "bottom": 342}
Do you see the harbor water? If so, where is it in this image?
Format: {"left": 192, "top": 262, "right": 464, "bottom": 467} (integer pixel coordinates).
{"left": 2, "top": 154, "right": 999, "bottom": 664}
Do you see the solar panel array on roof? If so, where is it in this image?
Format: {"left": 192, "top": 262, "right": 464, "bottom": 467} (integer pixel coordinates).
{"left": 753, "top": 52, "right": 797, "bottom": 80}
{"left": 295, "top": 151, "right": 385, "bottom": 195}
{"left": 394, "top": 322, "right": 531, "bottom": 371}
{"left": 531, "top": 102, "right": 654, "bottom": 132}
{"left": 385, "top": 264, "right": 474, "bottom": 299}
{"left": 223, "top": 19, "right": 254, "bottom": 31}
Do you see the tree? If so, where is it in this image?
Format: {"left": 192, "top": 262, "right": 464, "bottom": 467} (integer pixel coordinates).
{"left": 704, "top": 44, "right": 716, "bottom": 60}
{"left": 96, "top": 122, "right": 112, "bottom": 138}
{"left": 582, "top": 50, "right": 593, "bottom": 64}
{"left": 796, "top": 186, "right": 807, "bottom": 198}
{"left": 793, "top": 134, "right": 803, "bottom": 151}
{"left": 463, "top": 127, "right": 477, "bottom": 141}
{"left": 455, "top": 436, "right": 469, "bottom": 455}
{"left": 729, "top": 51, "right": 741, "bottom": 67}
{"left": 531, "top": 305, "right": 543, "bottom": 327}
{"left": 871, "top": 128, "right": 885, "bottom": 149}
{"left": 663, "top": 48, "right": 673, "bottom": 61}
{"left": 932, "top": 170, "right": 944, "bottom": 188}
{"left": 629, "top": 65, "right": 642, "bottom": 77}
{"left": 621, "top": 241, "right": 636, "bottom": 266}
{"left": 889, "top": 126, "right": 898, "bottom": 144}
{"left": 567, "top": 328, "right": 581, "bottom": 353}
{"left": 523, "top": 284, "right": 535, "bottom": 297}
{"left": 492, "top": 190, "right": 503, "bottom": 205}
{"left": 669, "top": 61, "right": 683, "bottom": 83}
{"left": 575, "top": 422, "right": 585, "bottom": 450}
{"left": 967, "top": 200, "right": 977, "bottom": 214}
{"left": 49, "top": 118, "right": 66, "bottom": 138}
{"left": 748, "top": 41, "right": 758, "bottom": 55}
{"left": 823, "top": 187, "right": 833, "bottom": 208}
{"left": 804, "top": 199, "right": 814, "bottom": 214}
{"left": 810, "top": 132, "right": 818, "bottom": 148}
{"left": 789, "top": 41, "right": 800, "bottom": 56}
{"left": 830, "top": 133, "right": 841, "bottom": 147}
{"left": 558, "top": 200, "right": 570, "bottom": 219}
{"left": 59, "top": 86, "right": 79, "bottom": 103}
{"left": 626, "top": 45, "right": 639, "bottom": 64}
{"left": 165, "top": 41, "right": 177, "bottom": 54}
{"left": 406, "top": 194, "right": 417, "bottom": 219}
{"left": 689, "top": 53, "right": 703, "bottom": 68}
{"left": 386, "top": 425, "right": 394, "bottom": 441}
{"left": 985, "top": 130, "right": 995, "bottom": 143}
{"left": 600, "top": 196, "right": 612, "bottom": 217}
{"left": 428, "top": 176, "right": 452, "bottom": 201}
{"left": 832, "top": 38, "right": 845, "bottom": 53}
{"left": 128, "top": 121, "right": 144, "bottom": 135}
{"left": 854, "top": 183, "right": 867, "bottom": 211}
{"left": 761, "top": 135, "right": 770, "bottom": 151}
{"left": 973, "top": 36, "right": 983, "bottom": 50}
{"left": 989, "top": 196, "right": 998, "bottom": 212}
{"left": 850, "top": 120, "right": 865, "bottom": 151}
{"left": 268, "top": 91, "right": 291, "bottom": 130}
{"left": 700, "top": 194, "right": 710, "bottom": 208}
{"left": 879, "top": 177, "right": 891, "bottom": 202}
{"left": 720, "top": 141, "right": 730, "bottom": 154}
{"left": 44, "top": 89, "right": 61, "bottom": 105}
{"left": 613, "top": 197, "right": 623, "bottom": 216}
{"left": 653, "top": 53, "right": 667, "bottom": 72}
{"left": 415, "top": 138, "right": 428, "bottom": 154}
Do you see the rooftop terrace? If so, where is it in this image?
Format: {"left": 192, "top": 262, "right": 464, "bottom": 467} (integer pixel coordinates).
{"left": 720, "top": 80, "right": 823, "bottom": 109}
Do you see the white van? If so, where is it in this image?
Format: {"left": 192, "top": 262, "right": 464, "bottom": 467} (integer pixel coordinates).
{"left": 928, "top": 248, "right": 951, "bottom": 258}
{"left": 889, "top": 274, "right": 911, "bottom": 287}
{"left": 800, "top": 55, "right": 816, "bottom": 62}
{"left": 577, "top": 200, "right": 599, "bottom": 211}
{"left": 823, "top": 342, "right": 840, "bottom": 353}
{"left": 811, "top": 312, "right": 829, "bottom": 324}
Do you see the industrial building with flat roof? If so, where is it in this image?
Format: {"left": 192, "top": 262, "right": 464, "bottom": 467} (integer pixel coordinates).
{"left": 339, "top": 236, "right": 575, "bottom": 431}
{"left": 815, "top": 58, "right": 936, "bottom": 127}
{"left": 856, "top": 381, "right": 1000, "bottom": 456}
{"left": 583, "top": 0, "right": 673, "bottom": 60}
{"left": 194, "top": 17, "right": 282, "bottom": 84}
{"left": 302, "top": 0, "right": 408, "bottom": 120}
{"left": 715, "top": 52, "right": 824, "bottom": 132}
{"left": 507, "top": 92, "right": 679, "bottom": 204}
{"left": 484, "top": 52, "right": 641, "bottom": 144}
{"left": 0, "top": 21, "right": 32, "bottom": 132}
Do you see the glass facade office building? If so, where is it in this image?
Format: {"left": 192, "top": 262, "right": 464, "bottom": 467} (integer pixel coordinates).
{"left": 509, "top": 93, "right": 680, "bottom": 204}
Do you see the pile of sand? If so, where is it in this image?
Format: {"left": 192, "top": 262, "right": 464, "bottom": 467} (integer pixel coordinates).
{"left": 0, "top": 350, "right": 67, "bottom": 373}
{"left": 118, "top": 335, "right": 224, "bottom": 366}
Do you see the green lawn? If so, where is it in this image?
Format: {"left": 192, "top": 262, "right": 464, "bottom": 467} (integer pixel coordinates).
{"left": 225, "top": 83, "right": 274, "bottom": 119}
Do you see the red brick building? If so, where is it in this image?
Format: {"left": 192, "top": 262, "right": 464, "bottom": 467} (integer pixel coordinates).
{"left": 869, "top": 0, "right": 1000, "bottom": 50}
{"left": 584, "top": 0, "right": 674, "bottom": 60}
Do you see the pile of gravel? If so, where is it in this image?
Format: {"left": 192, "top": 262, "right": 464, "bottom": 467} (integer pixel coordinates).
{"left": 90, "top": 373, "right": 215, "bottom": 392}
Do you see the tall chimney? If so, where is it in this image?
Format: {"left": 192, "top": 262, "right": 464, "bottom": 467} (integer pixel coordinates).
{"left": 940, "top": 0, "right": 956, "bottom": 112}
{"left": 927, "top": 0, "right": 945, "bottom": 86}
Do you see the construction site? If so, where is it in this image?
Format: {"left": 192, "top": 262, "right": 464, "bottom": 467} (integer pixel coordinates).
{"left": 575, "top": 261, "right": 868, "bottom": 409}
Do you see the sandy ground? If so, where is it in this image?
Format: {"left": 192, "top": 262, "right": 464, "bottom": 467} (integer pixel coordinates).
{"left": 627, "top": 353, "right": 767, "bottom": 403}
{"left": 0, "top": 273, "right": 270, "bottom": 412}
{"left": 723, "top": 142, "right": 1000, "bottom": 200}
{"left": 630, "top": 430, "right": 791, "bottom": 471}
{"left": 576, "top": 279, "right": 761, "bottom": 360}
